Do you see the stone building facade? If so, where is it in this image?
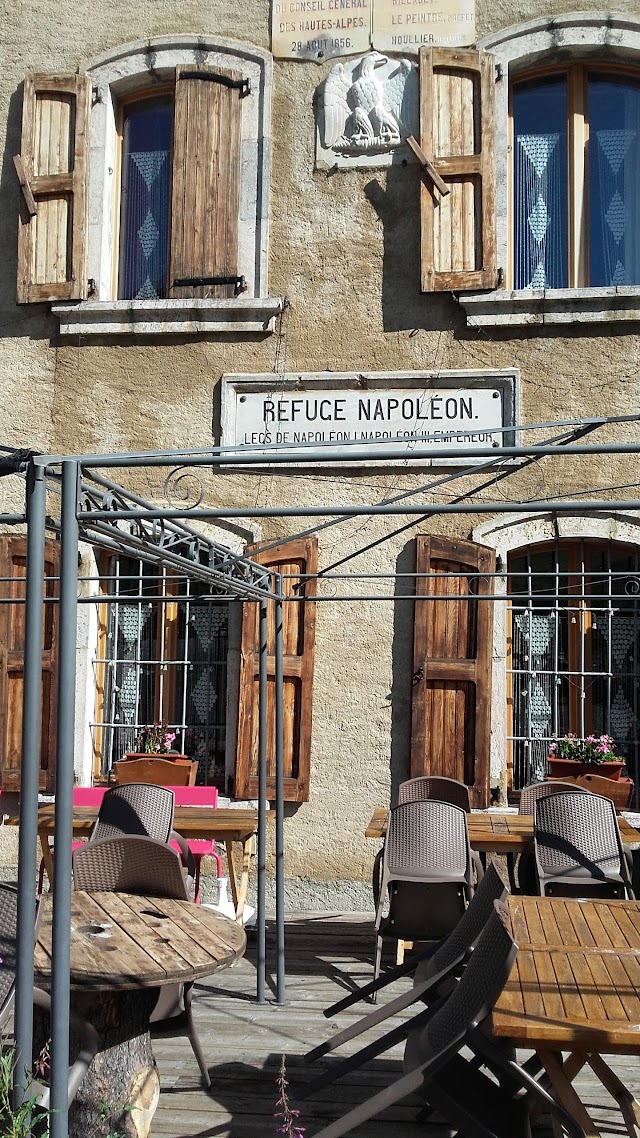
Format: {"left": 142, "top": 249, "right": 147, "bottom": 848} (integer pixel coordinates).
{"left": 1, "top": 0, "right": 639, "bottom": 905}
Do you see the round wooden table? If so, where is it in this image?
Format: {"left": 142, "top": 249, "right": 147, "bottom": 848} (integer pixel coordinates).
{"left": 34, "top": 891, "right": 246, "bottom": 1138}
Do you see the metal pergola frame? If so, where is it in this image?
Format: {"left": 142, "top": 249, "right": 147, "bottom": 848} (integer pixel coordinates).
{"left": 1, "top": 414, "right": 640, "bottom": 1134}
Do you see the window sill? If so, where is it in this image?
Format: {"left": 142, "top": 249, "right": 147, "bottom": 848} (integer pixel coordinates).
{"left": 458, "top": 288, "right": 640, "bottom": 328}
{"left": 51, "top": 297, "right": 284, "bottom": 337}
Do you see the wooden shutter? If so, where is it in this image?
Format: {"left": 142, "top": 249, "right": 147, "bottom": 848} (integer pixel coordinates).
{"left": 411, "top": 535, "right": 495, "bottom": 807}
{"left": 418, "top": 48, "right": 497, "bottom": 292}
{"left": 15, "top": 74, "right": 90, "bottom": 303}
{"left": 235, "top": 537, "right": 318, "bottom": 803}
{"left": 0, "top": 537, "right": 60, "bottom": 791}
{"left": 169, "top": 65, "right": 243, "bottom": 300}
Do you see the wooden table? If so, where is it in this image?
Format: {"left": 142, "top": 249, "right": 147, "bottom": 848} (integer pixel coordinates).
{"left": 33, "top": 805, "right": 258, "bottom": 920}
{"left": 492, "top": 895, "right": 640, "bottom": 1138}
{"left": 34, "top": 890, "right": 245, "bottom": 1137}
{"left": 365, "top": 808, "right": 640, "bottom": 853}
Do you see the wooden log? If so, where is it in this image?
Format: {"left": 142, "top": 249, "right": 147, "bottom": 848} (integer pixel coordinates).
{"left": 34, "top": 988, "right": 160, "bottom": 1138}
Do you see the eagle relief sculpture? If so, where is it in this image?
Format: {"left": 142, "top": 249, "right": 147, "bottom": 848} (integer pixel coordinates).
{"left": 320, "top": 51, "right": 418, "bottom": 158}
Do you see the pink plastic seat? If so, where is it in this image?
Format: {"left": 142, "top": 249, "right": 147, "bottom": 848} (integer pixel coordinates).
{"left": 168, "top": 785, "right": 221, "bottom": 902}
{"left": 38, "top": 786, "right": 108, "bottom": 893}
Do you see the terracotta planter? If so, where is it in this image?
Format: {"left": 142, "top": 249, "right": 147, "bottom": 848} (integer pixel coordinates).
{"left": 547, "top": 756, "right": 625, "bottom": 781}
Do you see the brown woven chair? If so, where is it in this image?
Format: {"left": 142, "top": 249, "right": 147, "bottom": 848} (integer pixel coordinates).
{"left": 397, "top": 775, "right": 471, "bottom": 812}
{"left": 307, "top": 860, "right": 508, "bottom": 1073}
{"left": 534, "top": 791, "right": 635, "bottom": 898}
{"left": 113, "top": 757, "right": 197, "bottom": 786}
{"left": 305, "top": 902, "right": 583, "bottom": 1138}
{"left": 518, "top": 779, "right": 588, "bottom": 814}
{"left": 371, "top": 799, "right": 480, "bottom": 992}
{"left": 72, "top": 836, "right": 210, "bottom": 1087}
{"left": 0, "top": 883, "right": 98, "bottom": 1109}
{"left": 92, "top": 782, "right": 194, "bottom": 875}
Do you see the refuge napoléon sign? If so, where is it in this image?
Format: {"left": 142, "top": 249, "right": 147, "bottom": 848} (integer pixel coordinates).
{"left": 220, "top": 371, "right": 518, "bottom": 464}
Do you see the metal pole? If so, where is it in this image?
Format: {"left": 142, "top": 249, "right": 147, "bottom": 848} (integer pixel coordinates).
{"left": 14, "top": 461, "right": 46, "bottom": 1112}
{"left": 274, "top": 575, "right": 285, "bottom": 1004}
{"left": 257, "top": 598, "right": 268, "bottom": 1003}
{"left": 49, "top": 460, "right": 79, "bottom": 1138}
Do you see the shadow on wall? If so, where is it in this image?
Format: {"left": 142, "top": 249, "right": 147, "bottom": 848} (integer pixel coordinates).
{"left": 387, "top": 537, "right": 416, "bottom": 806}
{"left": 364, "top": 166, "right": 465, "bottom": 336}
{"left": 0, "top": 84, "right": 56, "bottom": 343}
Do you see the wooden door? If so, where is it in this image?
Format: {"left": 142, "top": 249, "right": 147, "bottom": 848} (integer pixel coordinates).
{"left": 235, "top": 537, "right": 317, "bottom": 802}
{"left": 411, "top": 535, "right": 495, "bottom": 807}
{"left": 0, "top": 537, "right": 60, "bottom": 791}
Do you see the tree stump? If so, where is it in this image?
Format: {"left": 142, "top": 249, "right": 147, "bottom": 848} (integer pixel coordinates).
{"left": 34, "top": 988, "right": 161, "bottom": 1138}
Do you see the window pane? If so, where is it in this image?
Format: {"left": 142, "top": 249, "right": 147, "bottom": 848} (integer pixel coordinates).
{"left": 589, "top": 74, "right": 640, "bottom": 286}
{"left": 513, "top": 76, "right": 568, "bottom": 288}
{"left": 119, "top": 96, "right": 172, "bottom": 300}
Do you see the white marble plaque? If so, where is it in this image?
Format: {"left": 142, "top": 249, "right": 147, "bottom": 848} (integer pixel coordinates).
{"left": 271, "top": 0, "right": 372, "bottom": 60}
{"left": 316, "top": 52, "right": 418, "bottom": 169}
{"left": 221, "top": 371, "right": 518, "bottom": 465}
{"left": 372, "top": 0, "right": 475, "bottom": 51}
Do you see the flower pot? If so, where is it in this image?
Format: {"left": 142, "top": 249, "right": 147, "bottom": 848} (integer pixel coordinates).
{"left": 547, "top": 756, "right": 625, "bottom": 781}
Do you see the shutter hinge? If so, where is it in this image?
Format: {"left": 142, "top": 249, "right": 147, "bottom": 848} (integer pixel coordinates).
{"left": 172, "top": 275, "right": 247, "bottom": 295}
{"left": 495, "top": 63, "right": 503, "bottom": 81}
{"left": 91, "top": 85, "right": 104, "bottom": 105}
{"left": 497, "top": 267, "right": 504, "bottom": 286}
{"left": 179, "top": 71, "right": 251, "bottom": 97}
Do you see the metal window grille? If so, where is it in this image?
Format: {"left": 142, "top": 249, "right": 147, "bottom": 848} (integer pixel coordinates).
{"left": 507, "top": 540, "right": 640, "bottom": 794}
{"left": 92, "top": 554, "right": 229, "bottom": 785}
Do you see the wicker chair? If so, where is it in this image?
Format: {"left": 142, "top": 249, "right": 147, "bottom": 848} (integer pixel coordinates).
{"left": 0, "top": 883, "right": 98, "bottom": 1110}
{"left": 305, "top": 902, "right": 583, "bottom": 1138}
{"left": 308, "top": 860, "right": 508, "bottom": 1071}
{"left": 371, "top": 799, "right": 481, "bottom": 992}
{"left": 534, "top": 791, "right": 635, "bottom": 898}
{"left": 71, "top": 835, "right": 210, "bottom": 1087}
{"left": 397, "top": 775, "right": 471, "bottom": 812}
{"left": 518, "top": 779, "right": 588, "bottom": 814}
{"left": 92, "top": 782, "right": 194, "bottom": 877}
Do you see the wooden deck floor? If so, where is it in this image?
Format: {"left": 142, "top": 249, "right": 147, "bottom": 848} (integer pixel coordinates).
{"left": 151, "top": 913, "right": 638, "bottom": 1138}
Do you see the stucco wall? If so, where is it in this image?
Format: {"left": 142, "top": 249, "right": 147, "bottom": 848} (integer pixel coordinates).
{"left": 1, "top": 0, "right": 640, "bottom": 901}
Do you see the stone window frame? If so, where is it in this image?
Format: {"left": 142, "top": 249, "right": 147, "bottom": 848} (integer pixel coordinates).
{"left": 52, "top": 35, "right": 282, "bottom": 337}
{"left": 459, "top": 12, "right": 640, "bottom": 328}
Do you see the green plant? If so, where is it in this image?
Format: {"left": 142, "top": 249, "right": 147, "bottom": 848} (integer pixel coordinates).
{"left": 275, "top": 1055, "right": 304, "bottom": 1138}
{"left": 549, "top": 733, "right": 623, "bottom": 764}
{"left": 134, "top": 723, "right": 176, "bottom": 754}
{"left": 0, "top": 1045, "right": 48, "bottom": 1138}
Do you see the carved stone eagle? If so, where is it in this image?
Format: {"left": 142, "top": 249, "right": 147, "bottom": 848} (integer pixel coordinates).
{"left": 321, "top": 52, "right": 415, "bottom": 154}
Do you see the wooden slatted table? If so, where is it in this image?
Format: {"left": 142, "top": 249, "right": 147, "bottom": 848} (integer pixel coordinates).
{"left": 34, "top": 890, "right": 245, "bottom": 1137}
{"left": 32, "top": 805, "right": 258, "bottom": 920}
{"left": 365, "top": 807, "right": 640, "bottom": 853}
{"left": 492, "top": 895, "right": 640, "bottom": 1138}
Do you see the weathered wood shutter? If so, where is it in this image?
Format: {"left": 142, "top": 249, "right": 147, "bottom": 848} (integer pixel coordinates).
{"left": 411, "top": 535, "right": 495, "bottom": 807}
{"left": 418, "top": 48, "right": 497, "bottom": 293}
{"left": 169, "top": 65, "right": 243, "bottom": 300}
{"left": 235, "top": 537, "right": 318, "bottom": 802}
{"left": 15, "top": 74, "right": 90, "bottom": 303}
{"left": 0, "top": 537, "right": 60, "bottom": 791}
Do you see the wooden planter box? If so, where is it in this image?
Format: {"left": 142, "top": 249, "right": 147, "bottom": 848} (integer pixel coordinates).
{"left": 547, "top": 756, "right": 625, "bottom": 781}
{"left": 124, "top": 753, "right": 189, "bottom": 763}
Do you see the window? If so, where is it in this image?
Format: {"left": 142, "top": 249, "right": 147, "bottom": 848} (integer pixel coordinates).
{"left": 94, "top": 555, "right": 230, "bottom": 787}
{"left": 507, "top": 540, "right": 640, "bottom": 790}
{"left": 15, "top": 37, "right": 281, "bottom": 334}
{"left": 457, "top": 12, "right": 640, "bottom": 326}
{"left": 513, "top": 68, "right": 640, "bottom": 290}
